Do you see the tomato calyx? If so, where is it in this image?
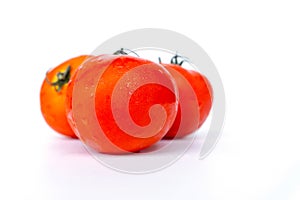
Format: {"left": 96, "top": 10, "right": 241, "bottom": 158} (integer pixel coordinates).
{"left": 46, "top": 65, "right": 71, "bottom": 92}
{"left": 170, "top": 54, "right": 190, "bottom": 66}
{"left": 113, "top": 48, "right": 139, "bottom": 57}
{"left": 159, "top": 54, "right": 190, "bottom": 66}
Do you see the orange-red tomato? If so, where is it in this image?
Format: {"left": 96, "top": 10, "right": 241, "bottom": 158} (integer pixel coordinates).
{"left": 66, "top": 55, "right": 178, "bottom": 153}
{"left": 162, "top": 63, "right": 213, "bottom": 138}
{"left": 40, "top": 55, "right": 90, "bottom": 138}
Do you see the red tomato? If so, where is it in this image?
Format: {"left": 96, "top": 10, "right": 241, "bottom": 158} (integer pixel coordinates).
{"left": 162, "top": 63, "right": 213, "bottom": 138}
{"left": 66, "top": 55, "right": 178, "bottom": 154}
{"left": 40, "top": 55, "right": 90, "bottom": 138}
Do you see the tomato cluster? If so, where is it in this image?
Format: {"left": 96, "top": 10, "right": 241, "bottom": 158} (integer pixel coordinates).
{"left": 40, "top": 51, "right": 213, "bottom": 154}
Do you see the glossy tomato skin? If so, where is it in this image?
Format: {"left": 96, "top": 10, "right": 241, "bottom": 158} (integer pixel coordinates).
{"left": 162, "top": 64, "right": 213, "bottom": 139}
{"left": 66, "top": 55, "right": 178, "bottom": 154}
{"left": 40, "top": 55, "right": 90, "bottom": 138}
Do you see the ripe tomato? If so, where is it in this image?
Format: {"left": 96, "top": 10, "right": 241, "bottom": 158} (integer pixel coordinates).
{"left": 161, "top": 58, "right": 213, "bottom": 138}
{"left": 66, "top": 54, "right": 178, "bottom": 153}
{"left": 40, "top": 55, "right": 90, "bottom": 138}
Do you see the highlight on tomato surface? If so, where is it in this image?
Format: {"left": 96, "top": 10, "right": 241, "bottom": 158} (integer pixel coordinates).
{"left": 40, "top": 55, "right": 90, "bottom": 138}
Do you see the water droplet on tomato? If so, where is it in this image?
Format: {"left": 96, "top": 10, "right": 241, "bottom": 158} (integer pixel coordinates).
{"left": 81, "top": 118, "right": 88, "bottom": 126}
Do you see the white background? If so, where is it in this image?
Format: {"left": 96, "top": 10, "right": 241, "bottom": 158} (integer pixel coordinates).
{"left": 0, "top": 0, "right": 300, "bottom": 199}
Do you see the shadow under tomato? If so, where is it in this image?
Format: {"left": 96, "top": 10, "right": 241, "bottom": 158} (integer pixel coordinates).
{"left": 46, "top": 134, "right": 88, "bottom": 155}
